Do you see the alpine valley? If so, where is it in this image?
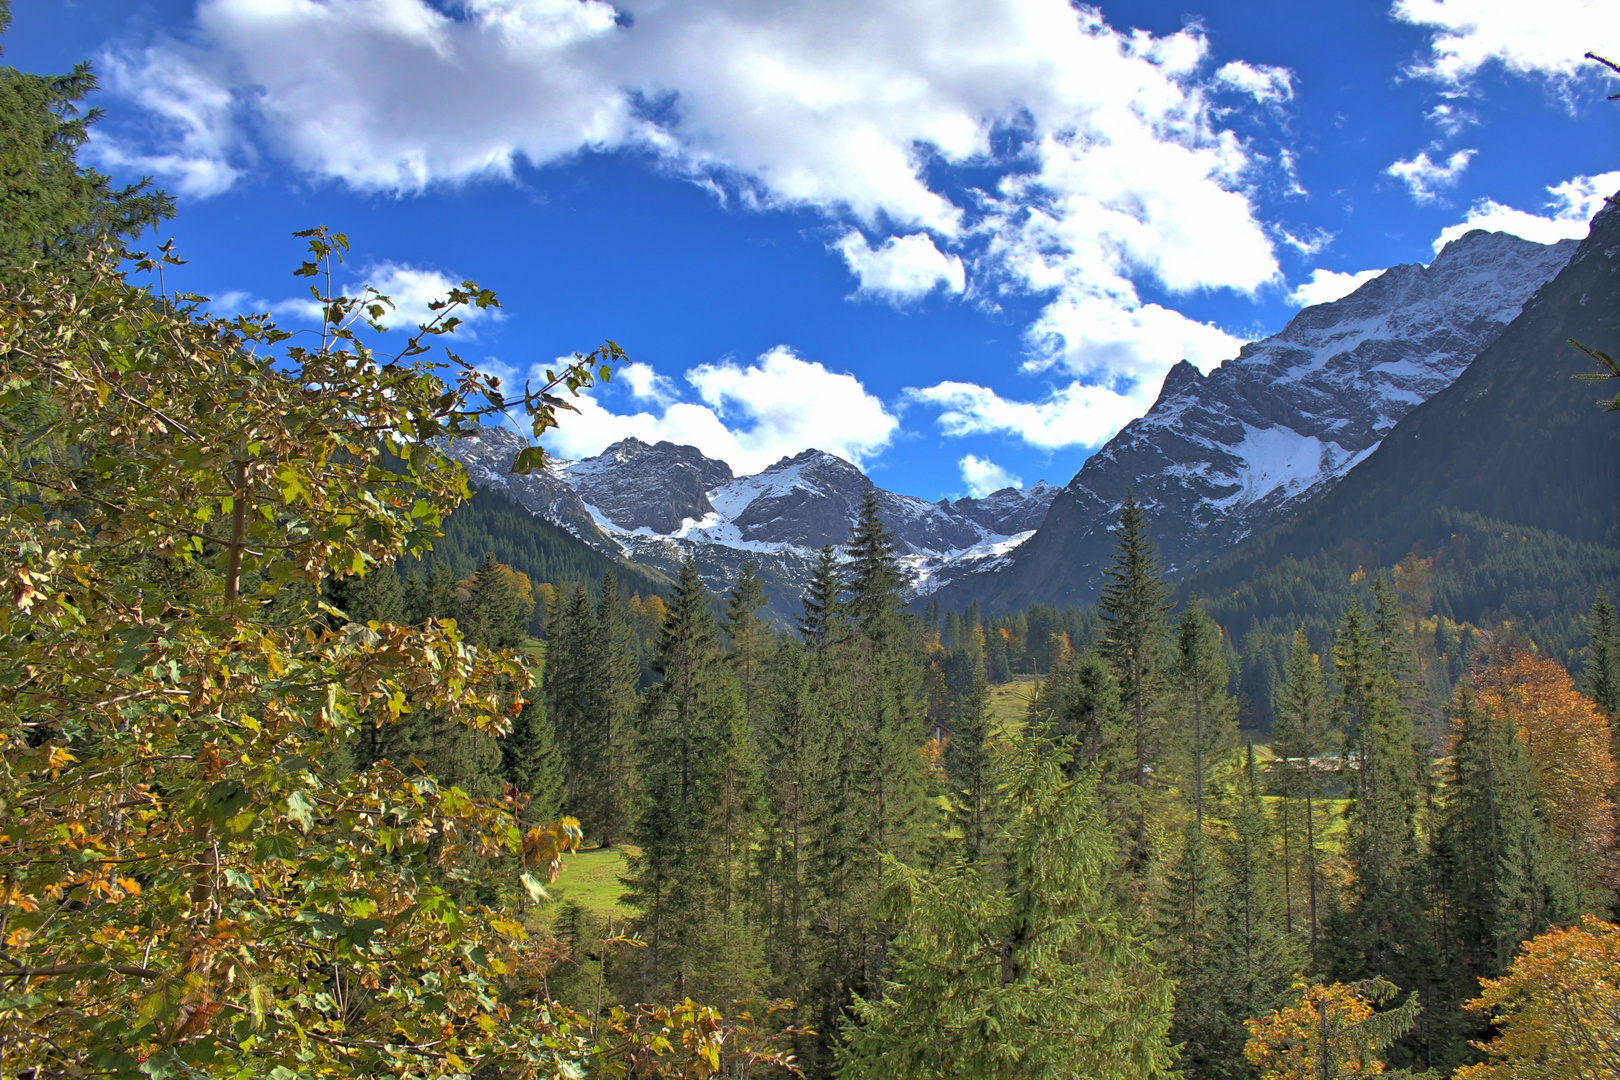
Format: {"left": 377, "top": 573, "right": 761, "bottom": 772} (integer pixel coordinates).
{"left": 447, "top": 222, "right": 1591, "bottom": 622}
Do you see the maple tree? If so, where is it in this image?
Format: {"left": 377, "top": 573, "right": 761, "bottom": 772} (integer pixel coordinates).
{"left": 1454, "top": 915, "right": 1620, "bottom": 1079}
{"left": 0, "top": 233, "right": 796, "bottom": 1078}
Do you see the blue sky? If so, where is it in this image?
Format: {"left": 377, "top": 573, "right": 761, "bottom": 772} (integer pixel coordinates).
{"left": 14, "top": 0, "right": 1620, "bottom": 500}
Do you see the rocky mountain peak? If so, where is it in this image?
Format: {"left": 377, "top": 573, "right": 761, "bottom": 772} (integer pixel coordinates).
{"left": 930, "top": 226, "right": 1581, "bottom": 611}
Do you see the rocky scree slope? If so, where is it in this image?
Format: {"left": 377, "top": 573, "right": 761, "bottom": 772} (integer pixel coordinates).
{"left": 931, "top": 227, "right": 1578, "bottom": 612}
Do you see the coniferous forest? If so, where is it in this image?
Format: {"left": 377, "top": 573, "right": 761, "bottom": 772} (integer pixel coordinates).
{"left": 4, "top": 13, "right": 1620, "bottom": 1080}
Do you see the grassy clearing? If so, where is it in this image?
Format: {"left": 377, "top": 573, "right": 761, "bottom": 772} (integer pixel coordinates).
{"left": 543, "top": 845, "right": 634, "bottom": 923}
{"left": 988, "top": 675, "right": 1040, "bottom": 737}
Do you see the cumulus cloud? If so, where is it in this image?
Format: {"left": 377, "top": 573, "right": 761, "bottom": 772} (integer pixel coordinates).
{"left": 1386, "top": 149, "right": 1476, "bottom": 203}
{"left": 959, "top": 454, "right": 1023, "bottom": 497}
{"left": 359, "top": 263, "right": 503, "bottom": 332}
{"left": 539, "top": 347, "right": 899, "bottom": 474}
{"left": 201, "top": 263, "right": 498, "bottom": 333}
{"left": 1214, "top": 60, "right": 1294, "bottom": 104}
{"left": 91, "top": 44, "right": 245, "bottom": 196}
{"left": 908, "top": 378, "right": 1162, "bottom": 451}
{"left": 1289, "top": 267, "right": 1387, "bottom": 307}
{"left": 1394, "top": 0, "right": 1620, "bottom": 88}
{"left": 834, "top": 232, "right": 965, "bottom": 302}
{"left": 1432, "top": 169, "right": 1620, "bottom": 250}
{"left": 101, "top": 0, "right": 1288, "bottom": 447}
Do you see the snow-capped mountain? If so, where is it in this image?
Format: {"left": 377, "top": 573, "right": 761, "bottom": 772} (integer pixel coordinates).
{"left": 932, "top": 227, "right": 1580, "bottom": 612}
{"left": 446, "top": 430, "right": 1057, "bottom": 616}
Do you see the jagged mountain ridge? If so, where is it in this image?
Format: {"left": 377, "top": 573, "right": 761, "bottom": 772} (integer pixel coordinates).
{"left": 446, "top": 429, "right": 1057, "bottom": 617}
{"left": 928, "top": 227, "right": 1579, "bottom": 612}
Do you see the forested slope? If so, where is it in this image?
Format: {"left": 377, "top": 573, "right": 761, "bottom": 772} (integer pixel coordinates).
{"left": 1179, "top": 193, "right": 1620, "bottom": 722}
{"left": 397, "top": 485, "right": 671, "bottom": 602}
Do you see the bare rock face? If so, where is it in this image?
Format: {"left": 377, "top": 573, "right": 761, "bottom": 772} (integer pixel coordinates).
{"left": 931, "top": 228, "right": 1579, "bottom": 612}
{"left": 560, "top": 438, "right": 734, "bottom": 535}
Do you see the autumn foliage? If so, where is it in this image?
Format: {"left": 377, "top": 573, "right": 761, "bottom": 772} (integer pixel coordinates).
{"left": 1476, "top": 649, "right": 1618, "bottom": 887}
{"left": 1243, "top": 978, "right": 1420, "bottom": 1080}
{"left": 1455, "top": 915, "right": 1620, "bottom": 1079}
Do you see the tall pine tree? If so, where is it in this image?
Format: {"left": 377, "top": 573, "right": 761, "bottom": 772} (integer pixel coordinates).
{"left": 1270, "top": 627, "right": 1335, "bottom": 956}
{"left": 1098, "top": 491, "right": 1172, "bottom": 868}
{"left": 622, "top": 561, "right": 761, "bottom": 1003}
{"left": 838, "top": 740, "right": 1178, "bottom": 1080}
{"left": 1584, "top": 588, "right": 1620, "bottom": 719}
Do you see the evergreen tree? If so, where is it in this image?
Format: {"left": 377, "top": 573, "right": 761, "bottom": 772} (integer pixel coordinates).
{"left": 1158, "top": 819, "right": 1224, "bottom": 1077}
{"left": 1207, "top": 750, "right": 1305, "bottom": 1078}
{"left": 1098, "top": 491, "right": 1172, "bottom": 867}
{"left": 1173, "top": 600, "right": 1237, "bottom": 827}
{"left": 547, "top": 586, "right": 594, "bottom": 823}
{"left": 1584, "top": 588, "right": 1620, "bottom": 718}
{"left": 622, "top": 562, "right": 761, "bottom": 1003}
{"left": 837, "top": 741, "right": 1178, "bottom": 1080}
{"left": 753, "top": 638, "right": 835, "bottom": 1061}
{"left": 798, "top": 544, "right": 843, "bottom": 647}
{"left": 460, "top": 553, "right": 525, "bottom": 650}
{"left": 1327, "top": 600, "right": 1437, "bottom": 1069}
{"left": 0, "top": 2, "right": 173, "bottom": 273}
{"left": 585, "top": 569, "right": 638, "bottom": 847}
{"left": 503, "top": 694, "right": 564, "bottom": 824}
{"left": 845, "top": 486, "right": 906, "bottom": 642}
{"left": 725, "top": 560, "right": 771, "bottom": 717}
{"left": 943, "top": 646, "right": 995, "bottom": 862}
{"left": 1270, "top": 628, "right": 1335, "bottom": 956}
{"left": 1430, "top": 685, "right": 1568, "bottom": 1071}
{"left": 839, "top": 490, "right": 929, "bottom": 992}
{"left": 325, "top": 563, "right": 405, "bottom": 625}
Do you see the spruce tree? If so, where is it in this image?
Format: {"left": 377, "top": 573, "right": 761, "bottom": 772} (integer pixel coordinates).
{"left": 503, "top": 694, "right": 564, "bottom": 823}
{"left": 1270, "top": 627, "right": 1335, "bottom": 956}
{"left": 845, "top": 486, "right": 905, "bottom": 642}
{"left": 325, "top": 563, "right": 405, "bottom": 625}
{"left": 585, "top": 569, "right": 638, "bottom": 847}
{"left": 1098, "top": 491, "right": 1172, "bottom": 868}
{"left": 725, "top": 560, "right": 771, "bottom": 717}
{"left": 1430, "top": 684, "right": 1567, "bottom": 1070}
{"left": 1327, "top": 601, "right": 1437, "bottom": 1069}
{"left": 0, "top": 2, "right": 173, "bottom": 274}
{"left": 1158, "top": 819, "right": 1223, "bottom": 1077}
{"left": 1206, "top": 750, "right": 1305, "bottom": 1077}
{"left": 943, "top": 646, "right": 995, "bottom": 862}
{"left": 798, "top": 545, "right": 843, "bottom": 647}
{"left": 547, "top": 586, "right": 593, "bottom": 822}
{"left": 460, "top": 553, "right": 525, "bottom": 650}
{"left": 1172, "top": 600, "right": 1237, "bottom": 828}
{"left": 1584, "top": 588, "right": 1620, "bottom": 719}
{"left": 839, "top": 489, "right": 929, "bottom": 992}
{"left": 837, "top": 741, "right": 1178, "bottom": 1080}
{"left": 622, "top": 561, "right": 761, "bottom": 1003}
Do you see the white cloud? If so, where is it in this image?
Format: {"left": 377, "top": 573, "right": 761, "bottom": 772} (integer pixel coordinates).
{"left": 354, "top": 263, "right": 502, "bottom": 332}
{"left": 908, "top": 377, "right": 1162, "bottom": 451}
{"left": 1214, "top": 60, "right": 1294, "bottom": 104}
{"left": 91, "top": 44, "right": 245, "bottom": 196}
{"left": 103, "top": 0, "right": 1288, "bottom": 447}
{"left": 201, "top": 262, "right": 497, "bottom": 333}
{"left": 620, "top": 362, "right": 678, "bottom": 402}
{"left": 1433, "top": 169, "right": 1620, "bottom": 250}
{"left": 834, "top": 231, "right": 965, "bottom": 301}
{"left": 1289, "top": 267, "right": 1387, "bottom": 307}
{"left": 1394, "top": 0, "right": 1620, "bottom": 88}
{"left": 1386, "top": 149, "right": 1476, "bottom": 203}
{"left": 1423, "top": 103, "right": 1477, "bottom": 137}
{"left": 540, "top": 347, "right": 899, "bottom": 473}
{"left": 959, "top": 454, "right": 1023, "bottom": 497}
